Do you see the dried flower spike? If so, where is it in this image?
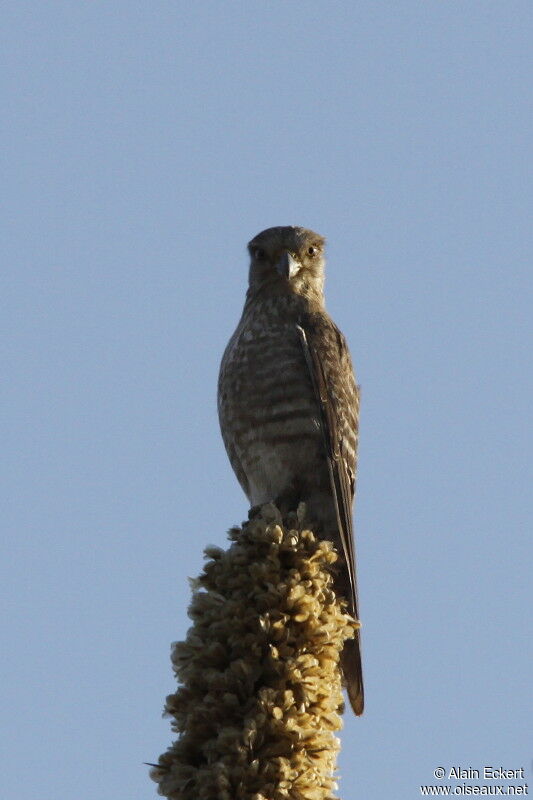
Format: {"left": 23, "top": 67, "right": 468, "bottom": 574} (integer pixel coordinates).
{"left": 150, "top": 506, "right": 357, "bottom": 800}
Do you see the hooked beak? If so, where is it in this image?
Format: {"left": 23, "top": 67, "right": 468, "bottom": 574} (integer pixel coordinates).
{"left": 276, "top": 250, "right": 301, "bottom": 280}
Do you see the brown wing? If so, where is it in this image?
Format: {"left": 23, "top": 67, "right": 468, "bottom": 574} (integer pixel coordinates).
{"left": 297, "top": 315, "right": 364, "bottom": 714}
{"left": 296, "top": 315, "right": 360, "bottom": 610}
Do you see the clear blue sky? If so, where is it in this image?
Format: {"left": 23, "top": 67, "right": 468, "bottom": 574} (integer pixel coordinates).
{"left": 2, "top": 3, "right": 531, "bottom": 798}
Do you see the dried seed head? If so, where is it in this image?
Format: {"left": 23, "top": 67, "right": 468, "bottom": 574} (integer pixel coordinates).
{"left": 150, "top": 506, "right": 356, "bottom": 800}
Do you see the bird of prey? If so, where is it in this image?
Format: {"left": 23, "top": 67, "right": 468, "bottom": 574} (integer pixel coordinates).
{"left": 218, "top": 225, "right": 363, "bottom": 716}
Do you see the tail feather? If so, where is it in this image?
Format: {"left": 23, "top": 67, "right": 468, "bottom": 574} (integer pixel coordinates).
{"left": 341, "top": 634, "right": 364, "bottom": 715}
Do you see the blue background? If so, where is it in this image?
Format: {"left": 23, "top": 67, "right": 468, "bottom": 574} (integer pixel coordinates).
{"left": 2, "top": 3, "right": 531, "bottom": 798}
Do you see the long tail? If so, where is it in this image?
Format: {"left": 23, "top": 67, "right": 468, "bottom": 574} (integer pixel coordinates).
{"left": 341, "top": 634, "right": 364, "bottom": 715}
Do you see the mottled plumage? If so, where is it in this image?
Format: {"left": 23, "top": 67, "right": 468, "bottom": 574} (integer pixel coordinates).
{"left": 218, "top": 226, "right": 363, "bottom": 715}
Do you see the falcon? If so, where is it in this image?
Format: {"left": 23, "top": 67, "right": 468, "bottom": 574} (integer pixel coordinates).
{"left": 218, "top": 226, "right": 363, "bottom": 715}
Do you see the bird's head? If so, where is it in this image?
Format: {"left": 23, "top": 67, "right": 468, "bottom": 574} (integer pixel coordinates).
{"left": 247, "top": 226, "right": 326, "bottom": 304}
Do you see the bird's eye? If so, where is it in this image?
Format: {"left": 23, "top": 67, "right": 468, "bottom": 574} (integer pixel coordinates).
{"left": 307, "top": 246, "right": 318, "bottom": 257}
{"left": 253, "top": 247, "right": 266, "bottom": 260}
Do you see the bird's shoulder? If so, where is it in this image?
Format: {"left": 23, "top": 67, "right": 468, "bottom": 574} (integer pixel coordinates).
{"left": 298, "top": 309, "right": 356, "bottom": 384}
{"left": 297, "top": 309, "right": 359, "bottom": 461}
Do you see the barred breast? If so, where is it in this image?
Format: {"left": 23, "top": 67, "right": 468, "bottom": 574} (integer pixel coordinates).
{"left": 218, "top": 299, "right": 326, "bottom": 508}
